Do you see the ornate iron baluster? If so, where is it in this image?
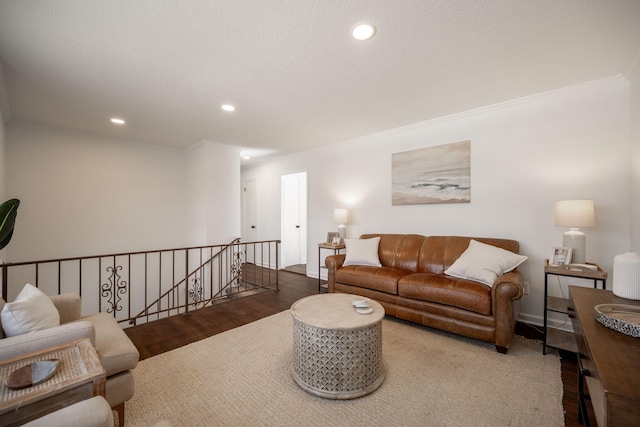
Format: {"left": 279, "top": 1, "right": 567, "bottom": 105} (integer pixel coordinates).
{"left": 189, "top": 275, "right": 204, "bottom": 309}
{"left": 230, "top": 249, "right": 244, "bottom": 287}
{"left": 102, "top": 265, "right": 128, "bottom": 313}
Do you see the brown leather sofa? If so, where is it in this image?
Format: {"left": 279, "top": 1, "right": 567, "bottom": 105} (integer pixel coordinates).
{"left": 326, "top": 234, "right": 525, "bottom": 353}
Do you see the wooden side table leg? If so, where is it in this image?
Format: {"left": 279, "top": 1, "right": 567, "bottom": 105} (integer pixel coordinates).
{"left": 113, "top": 402, "right": 125, "bottom": 426}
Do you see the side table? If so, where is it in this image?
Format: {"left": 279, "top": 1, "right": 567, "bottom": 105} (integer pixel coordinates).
{"left": 543, "top": 261, "right": 606, "bottom": 354}
{"left": 0, "top": 338, "right": 106, "bottom": 427}
{"left": 318, "top": 242, "right": 345, "bottom": 292}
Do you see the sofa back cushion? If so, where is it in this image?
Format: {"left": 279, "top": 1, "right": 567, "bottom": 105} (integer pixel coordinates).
{"left": 360, "top": 234, "right": 426, "bottom": 273}
{"left": 418, "top": 236, "right": 520, "bottom": 274}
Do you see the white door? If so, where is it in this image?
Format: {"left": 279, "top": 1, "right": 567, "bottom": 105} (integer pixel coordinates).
{"left": 281, "top": 172, "right": 307, "bottom": 268}
{"left": 242, "top": 180, "right": 257, "bottom": 263}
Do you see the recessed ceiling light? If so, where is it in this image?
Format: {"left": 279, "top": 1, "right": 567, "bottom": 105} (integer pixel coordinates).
{"left": 221, "top": 104, "right": 236, "bottom": 112}
{"left": 110, "top": 118, "right": 125, "bottom": 125}
{"left": 351, "top": 23, "right": 376, "bottom": 41}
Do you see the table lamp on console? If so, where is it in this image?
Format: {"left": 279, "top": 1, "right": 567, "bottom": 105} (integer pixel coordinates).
{"left": 554, "top": 199, "right": 595, "bottom": 264}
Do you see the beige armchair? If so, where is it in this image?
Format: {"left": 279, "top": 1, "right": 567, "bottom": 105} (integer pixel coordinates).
{"left": 22, "top": 396, "right": 174, "bottom": 427}
{"left": 0, "top": 294, "right": 139, "bottom": 425}
{"left": 23, "top": 396, "right": 114, "bottom": 427}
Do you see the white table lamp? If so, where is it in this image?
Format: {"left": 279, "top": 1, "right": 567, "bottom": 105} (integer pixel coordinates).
{"left": 555, "top": 199, "right": 595, "bottom": 264}
{"left": 334, "top": 208, "right": 349, "bottom": 242}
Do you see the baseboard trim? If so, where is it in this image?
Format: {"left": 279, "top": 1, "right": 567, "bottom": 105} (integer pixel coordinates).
{"left": 515, "top": 321, "right": 543, "bottom": 341}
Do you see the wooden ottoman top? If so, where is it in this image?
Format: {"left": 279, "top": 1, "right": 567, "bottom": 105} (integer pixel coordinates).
{"left": 290, "top": 293, "right": 384, "bottom": 330}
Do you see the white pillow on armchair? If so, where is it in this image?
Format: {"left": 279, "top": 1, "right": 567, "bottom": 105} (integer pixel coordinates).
{"left": 1, "top": 283, "right": 60, "bottom": 337}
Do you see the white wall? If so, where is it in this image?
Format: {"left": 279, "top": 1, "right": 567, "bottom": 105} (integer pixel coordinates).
{"left": 6, "top": 122, "right": 189, "bottom": 260}
{"left": 629, "top": 57, "right": 640, "bottom": 251}
{"left": 242, "top": 77, "right": 632, "bottom": 325}
{"left": 0, "top": 106, "right": 5, "bottom": 205}
{"left": 6, "top": 122, "right": 242, "bottom": 264}
{"left": 3, "top": 122, "right": 242, "bottom": 300}
{"left": 185, "top": 140, "right": 241, "bottom": 246}
{"left": 6, "top": 124, "right": 240, "bottom": 270}
{"left": 0, "top": 109, "right": 5, "bottom": 200}
{"left": 0, "top": 106, "right": 5, "bottom": 262}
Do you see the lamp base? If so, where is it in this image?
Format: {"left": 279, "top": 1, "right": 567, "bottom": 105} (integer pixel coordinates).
{"left": 563, "top": 228, "right": 586, "bottom": 264}
{"left": 337, "top": 225, "right": 346, "bottom": 242}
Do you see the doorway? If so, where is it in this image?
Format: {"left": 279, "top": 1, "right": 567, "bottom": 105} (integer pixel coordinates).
{"left": 242, "top": 180, "right": 257, "bottom": 263}
{"left": 281, "top": 172, "right": 307, "bottom": 272}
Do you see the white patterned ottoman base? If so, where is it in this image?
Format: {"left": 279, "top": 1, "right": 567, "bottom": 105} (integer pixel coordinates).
{"left": 291, "top": 294, "right": 385, "bottom": 400}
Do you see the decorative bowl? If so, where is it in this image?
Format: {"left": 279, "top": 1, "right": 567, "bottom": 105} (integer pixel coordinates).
{"left": 594, "top": 304, "right": 640, "bottom": 338}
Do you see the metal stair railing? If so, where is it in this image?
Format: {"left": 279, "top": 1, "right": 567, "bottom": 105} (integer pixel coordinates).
{"left": 0, "top": 239, "right": 280, "bottom": 327}
{"left": 128, "top": 238, "right": 241, "bottom": 325}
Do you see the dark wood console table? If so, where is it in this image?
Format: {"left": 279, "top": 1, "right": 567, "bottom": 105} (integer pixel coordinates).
{"left": 569, "top": 286, "right": 640, "bottom": 426}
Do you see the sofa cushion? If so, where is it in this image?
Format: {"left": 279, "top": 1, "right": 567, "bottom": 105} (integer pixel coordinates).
{"left": 444, "top": 240, "right": 527, "bottom": 286}
{"left": 1, "top": 284, "right": 60, "bottom": 337}
{"left": 80, "top": 313, "right": 139, "bottom": 376}
{"left": 343, "top": 237, "right": 382, "bottom": 267}
{"left": 362, "top": 234, "right": 424, "bottom": 272}
{"left": 398, "top": 273, "right": 492, "bottom": 315}
{"left": 336, "top": 265, "right": 406, "bottom": 294}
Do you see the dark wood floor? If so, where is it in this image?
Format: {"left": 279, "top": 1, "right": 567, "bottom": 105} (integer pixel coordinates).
{"left": 125, "top": 270, "right": 590, "bottom": 426}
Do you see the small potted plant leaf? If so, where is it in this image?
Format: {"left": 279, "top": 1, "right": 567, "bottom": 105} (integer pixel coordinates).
{"left": 0, "top": 198, "right": 20, "bottom": 251}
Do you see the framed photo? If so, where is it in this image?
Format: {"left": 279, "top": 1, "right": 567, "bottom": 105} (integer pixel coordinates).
{"left": 551, "top": 247, "right": 573, "bottom": 266}
{"left": 332, "top": 236, "right": 341, "bottom": 245}
{"left": 326, "top": 232, "right": 338, "bottom": 244}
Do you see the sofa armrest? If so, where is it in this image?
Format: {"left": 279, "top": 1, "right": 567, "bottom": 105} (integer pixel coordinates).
{"left": 0, "top": 320, "right": 95, "bottom": 362}
{"left": 82, "top": 313, "right": 139, "bottom": 376}
{"left": 491, "top": 271, "right": 525, "bottom": 301}
{"left": 491, "top": 270, "right": 524, "bottom": 349}
{"left": 50, "top": 293, "right": 82, "bottom": 324}
{"left": 325, "top": 254, "right": 346, "bottom": 293}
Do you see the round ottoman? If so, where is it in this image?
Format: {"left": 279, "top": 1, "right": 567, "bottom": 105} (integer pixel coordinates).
{"left": 290, "top": 293, "right": 385, "bottom": 399}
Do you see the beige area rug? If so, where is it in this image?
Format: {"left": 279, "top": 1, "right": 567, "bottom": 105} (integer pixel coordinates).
{"left": 126, "top": 311, "right": 563, "bottom": 426}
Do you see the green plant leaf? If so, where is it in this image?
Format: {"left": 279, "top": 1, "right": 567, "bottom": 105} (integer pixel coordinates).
{"left": 0, "top": 199, "right": 20, "bottom": 251}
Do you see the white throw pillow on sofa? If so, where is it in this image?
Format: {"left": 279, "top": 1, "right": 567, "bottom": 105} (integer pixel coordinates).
{"left": 444, "top": 240, "right": 528, "bottom": 286}
{"left": 1, "top": 283, "right": 60, "bottom": 337}
{"left": 343, "top": 237, "right": 382, "bottom": 267}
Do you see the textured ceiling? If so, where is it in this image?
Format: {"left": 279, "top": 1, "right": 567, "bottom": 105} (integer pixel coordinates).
{"left": 0, "top": 0, "right": 639, "bottom": 163}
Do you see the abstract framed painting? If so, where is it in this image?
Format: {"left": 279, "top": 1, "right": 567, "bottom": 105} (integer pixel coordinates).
{"left": 392, "top": 140, "right": 470, "bottom": 205}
